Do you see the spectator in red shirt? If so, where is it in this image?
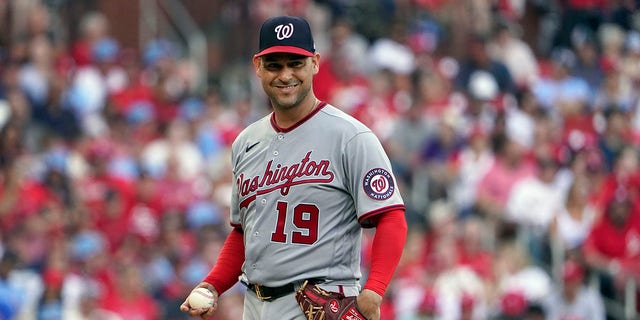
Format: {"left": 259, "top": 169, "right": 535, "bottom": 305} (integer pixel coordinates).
{"left": 0, "top": 138, "right": 62, "bottom": 235}
{"left": 595, "top": 145, "right": 640, "bottom": 210}
{"left": 583, "top": 189, "right": 640, "bottom": 302}
{"left": 76, "top": 139, "right": 135, "bottom": 223}
{"left": 99, "top": 264, "right": 159, "bottom": 320}
{"left": 456, "top": 216, "right": 495, "bottom": 280}
{"left": 313, "top": 18, "right": 369, "bottom": 112}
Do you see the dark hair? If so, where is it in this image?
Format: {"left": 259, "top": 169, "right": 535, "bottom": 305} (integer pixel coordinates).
{"left": 525, "top": 303, "right": 546, "bottom": 316}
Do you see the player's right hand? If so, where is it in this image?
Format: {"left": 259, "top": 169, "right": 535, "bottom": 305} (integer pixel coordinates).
{"left": 180, "top": 282, "right": 219, "bottom": 319}
{"left": 357, "top": 289, "right": 383, "bottom": 320}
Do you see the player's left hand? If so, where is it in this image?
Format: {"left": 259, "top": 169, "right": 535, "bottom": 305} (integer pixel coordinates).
{"left": 356, "top": 289, "right": 382, "bottom": 320}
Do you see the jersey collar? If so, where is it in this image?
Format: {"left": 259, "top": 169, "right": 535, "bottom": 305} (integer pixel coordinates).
{"left": 270, "top": 101, "right": 327, "bottom": 133}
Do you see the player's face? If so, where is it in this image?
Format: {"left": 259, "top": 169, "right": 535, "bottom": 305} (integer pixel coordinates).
{"left": 253, "top": 52, "right": 320, "bottom": 110}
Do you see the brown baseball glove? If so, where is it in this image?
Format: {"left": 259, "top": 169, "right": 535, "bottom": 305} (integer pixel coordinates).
{"left": 295, "top": 280, "right": 368, "bottom": 320}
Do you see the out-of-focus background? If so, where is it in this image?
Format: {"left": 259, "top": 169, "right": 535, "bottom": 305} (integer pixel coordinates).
{"left": 0, "top": 0, "right": 639, "bottom": 319}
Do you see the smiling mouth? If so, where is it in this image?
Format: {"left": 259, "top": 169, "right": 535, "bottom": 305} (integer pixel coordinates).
{"left": 274, "top": 83, "right": 299, "bottom": 94}
{"left": 276, "top": 84, "right": 298, "bottom": 89}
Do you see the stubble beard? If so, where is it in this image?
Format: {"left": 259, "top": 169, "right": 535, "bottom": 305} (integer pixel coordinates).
{"left": 269, "top": 83, "right": 311, "bottom": 111}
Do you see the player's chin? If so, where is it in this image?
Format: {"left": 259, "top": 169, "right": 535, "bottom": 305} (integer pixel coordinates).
{"left": 273, "top": 97, "right": 300, "bottom": 110}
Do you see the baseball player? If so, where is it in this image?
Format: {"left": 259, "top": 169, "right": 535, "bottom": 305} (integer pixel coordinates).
{"left": 180, "top": 15, "right": 408, "bottom": 320}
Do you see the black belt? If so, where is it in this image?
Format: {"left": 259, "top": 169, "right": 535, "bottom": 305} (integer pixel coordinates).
{"left": 243, "top": 278, "right": 324, "bottom": 302}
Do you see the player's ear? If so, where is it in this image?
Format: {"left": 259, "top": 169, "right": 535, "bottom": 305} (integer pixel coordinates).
{"left": 311, "top": 53, "right": 320, "bottom": 75}
{"left": 252, "top": 55, "right": 262, "bottom": 76}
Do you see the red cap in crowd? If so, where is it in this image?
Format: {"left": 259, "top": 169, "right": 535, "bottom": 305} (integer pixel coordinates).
{"left": 500, "top": 291, "right": 527, "bottom": 316}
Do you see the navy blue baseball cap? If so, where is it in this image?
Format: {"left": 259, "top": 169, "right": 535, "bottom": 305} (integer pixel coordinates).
{"left": 256, "top": 16, "right": 316, "bottom": 57}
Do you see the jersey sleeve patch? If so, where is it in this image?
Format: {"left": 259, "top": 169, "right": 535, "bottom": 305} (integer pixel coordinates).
{"left": 362, "top": 168, "right": 395, "bottom": 200}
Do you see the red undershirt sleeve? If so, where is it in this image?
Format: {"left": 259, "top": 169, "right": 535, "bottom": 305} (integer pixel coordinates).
{"left": 203, "top": 227, "right": 245, "bottom": 295}
{"left": 363, "top": 209, "right": 408, "bottom": 297}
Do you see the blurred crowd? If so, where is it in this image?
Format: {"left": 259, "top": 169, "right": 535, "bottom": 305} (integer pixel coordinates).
{"left": 0, "top": 0, "right": 639, "bottom": 319}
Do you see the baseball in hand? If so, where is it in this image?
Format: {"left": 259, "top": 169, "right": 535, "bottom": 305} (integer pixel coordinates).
{"left": 188, "top": 288, "right": 215, "bottom": 309}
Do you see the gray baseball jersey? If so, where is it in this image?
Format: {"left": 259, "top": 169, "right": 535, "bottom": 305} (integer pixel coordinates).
{"left": 230, "top": 102, "right": 405, "bottom": 287}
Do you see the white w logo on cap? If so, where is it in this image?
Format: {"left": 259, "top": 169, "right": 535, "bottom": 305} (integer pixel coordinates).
{"left": 275, "top": 23, "right": 294, "bottom": 40}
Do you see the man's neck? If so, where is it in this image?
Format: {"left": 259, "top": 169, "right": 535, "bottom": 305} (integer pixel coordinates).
{"left": 273, "top": 97, "right": 319, "bottom": 128}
